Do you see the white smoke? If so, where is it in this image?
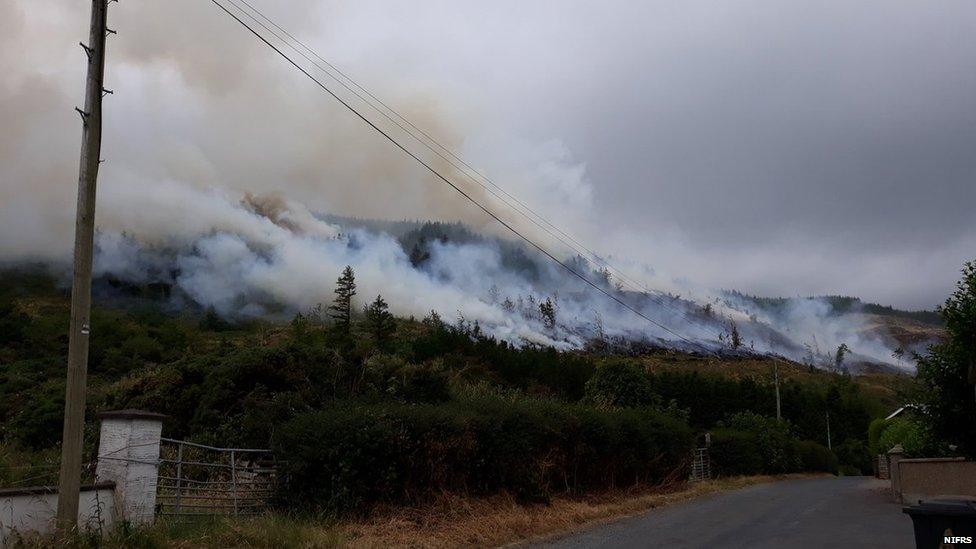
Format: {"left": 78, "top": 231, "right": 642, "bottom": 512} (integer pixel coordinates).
{"left": 81, "top": 180, "right": 922, "bottom": 370}
{"left": 0, "top": 1, "right": 939, "bottom": 372}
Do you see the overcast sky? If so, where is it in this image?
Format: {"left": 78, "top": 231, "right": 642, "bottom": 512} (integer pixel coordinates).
{"left": 2, "top": 0, "right": 974, "bottom": 309}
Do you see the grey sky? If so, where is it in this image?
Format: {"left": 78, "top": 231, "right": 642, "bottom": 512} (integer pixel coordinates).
{"left": 2, "top": 0, "right": 974, "bottom": 309}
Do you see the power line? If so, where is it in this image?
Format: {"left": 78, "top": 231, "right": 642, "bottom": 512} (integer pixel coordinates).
{"left": 234, "top": 0, "right": 606, "bottom": 262}
{"left": 224, "top": 0, "right": 740, "bottom": 346}
{"left": 230, "top": 0, "right": 700, "bottom": 312}
{"left": 208, "top": 0, "right": 719, "bottom": 355}
{"left": 230, "top": 1, "right": 610, "bottom": 268}
{"left": 218, "top": 0, "right": 731, "bottom": 348}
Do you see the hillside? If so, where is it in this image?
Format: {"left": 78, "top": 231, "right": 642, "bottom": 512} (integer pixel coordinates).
{"left": 1, "top": 265, "right": 919, "bottom": 495}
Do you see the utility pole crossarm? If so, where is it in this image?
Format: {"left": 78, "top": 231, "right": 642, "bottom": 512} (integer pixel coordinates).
{"left": 56, "top": 0, "right": 110, "bottom": 534}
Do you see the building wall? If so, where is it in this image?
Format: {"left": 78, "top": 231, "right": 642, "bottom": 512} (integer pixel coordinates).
{"left": 0, "top": 484, "right": 115, "bottom": 546}
{"left": 897, "top": 457, "right": 976, "bottom": 504}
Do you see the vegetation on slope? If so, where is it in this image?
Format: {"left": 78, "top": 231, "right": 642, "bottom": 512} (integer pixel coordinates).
{"left": 0, "top": 265, "right": 920, "bottom": 512}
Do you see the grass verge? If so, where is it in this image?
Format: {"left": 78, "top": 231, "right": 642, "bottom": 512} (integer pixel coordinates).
{"left": 340, "top": 474, "right": 817, "bottom": 548}
{"left": 4, "top": 475, "right": 818, "bottom": 548}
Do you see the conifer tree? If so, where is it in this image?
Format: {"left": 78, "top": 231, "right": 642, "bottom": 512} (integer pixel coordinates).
{"left": 365, "top": 294, "right": 396, "bottom": 349}
{"left": 329, "top": 265, "right": 357, "bottom": 333}
{"left": 539, "top": 297, "right": 556, "bottom": 330}
{"left": 834, "top": 343, "right": 850, "bottom": 370}
{"left": 727, "top": 318, "right": 742, "bottom": 350}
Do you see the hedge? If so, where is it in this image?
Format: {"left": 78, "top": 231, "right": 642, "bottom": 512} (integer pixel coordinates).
{"left": 796, "top": 440, "right": 839, "bottom": 474}
{"left": 711, "top": 429, "right": 837, "bottom": 476}
{"left": 271, "top": 395, "right": 693, "bottom": 512}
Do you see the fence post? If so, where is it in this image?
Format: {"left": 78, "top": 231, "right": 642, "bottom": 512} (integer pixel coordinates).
{"left": 174, "top": 442, "right": 183, "bottom": 515}
{"left": 230, "top": 450, "right": 238, "bottom": 516}
{"left": 95, "top": 410, "right": 166, "bottom": 525}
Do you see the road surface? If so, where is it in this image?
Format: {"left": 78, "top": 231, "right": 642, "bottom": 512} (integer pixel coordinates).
{"left": 534, "top": 476, "right": 914, "bottom": 549}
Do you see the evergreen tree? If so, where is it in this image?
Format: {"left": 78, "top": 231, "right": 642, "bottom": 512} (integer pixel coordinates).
{"left": 409, "top": 239, "right": 430, "bottom": 267}
{"left": 834, "top": 343, "right": 850, "bottom": 370}
{"left": 364, "top": 294, "right": 396, "bottom": 349}
{"left": 328, "top": 265, "right": 357, "bottom": 333}
{"left": 727, "top": 318, "right": 742, "bottom": 350}
{"left": 917, "top": 260, "right": 976, "bottom": 458}
{"left": 539, "top": 297, "right": 556, "bottom": 330}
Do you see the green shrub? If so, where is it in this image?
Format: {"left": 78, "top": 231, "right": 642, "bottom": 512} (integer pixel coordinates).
{"left": 878, "top": 418, "right": 913, "bottom": 454}
{"left": 868, "top": 417, "right": 888, "bottom": 455}
{"left": 915, "top": 260, "right": 976, "bottom": 458}
{"left": 584, "top": 360, "right": 658, "bottom": 408}
{"left": 272, "top": 395, "right": 692, "bottom": 513}
{"left": 834, "top": 439, "right": 872, "bottom": 475}
{"left": 363, "top": 355, "right": 450, "bottom": 403}
{"left": 877, "top": 417, "right": 945, "bottom": 457}
{"left": 710, "top": 412, "right": 816, "bottom": 476}
{"left": 795, "top": 440, "right": 838, "bottom": 474}
{"left": 723, "top": 412, "right": 800, "bottom": 474}
{"left": 837, "top": 464, "right": 862, "bottom": 476}
{"left": 710, "top": 428, "right": 764, "bottom": 475}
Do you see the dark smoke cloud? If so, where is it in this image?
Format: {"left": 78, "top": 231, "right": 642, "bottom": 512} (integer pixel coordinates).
{"left": 2, "top": 0, "right": 973, "bottom": 311}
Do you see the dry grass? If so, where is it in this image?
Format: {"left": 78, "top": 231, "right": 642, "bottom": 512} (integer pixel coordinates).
{"left": 337, "top": 475, "right": 816, "bottom": 549}
{"left": 638, "top": 353, "right": 914, "bottom": 409}
{"left": 4, "top": 477, "right": 818, "bottom": 548}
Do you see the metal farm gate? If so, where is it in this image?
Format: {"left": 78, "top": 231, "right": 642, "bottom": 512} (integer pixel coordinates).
{"left": 155, "top": 438, "right": 278, "bottom": 519}
{"left": 689, "top": 446, "right": 711, "bottom": 482}
{"left": 689, "top": 432, "right": 712, "bottom": 482}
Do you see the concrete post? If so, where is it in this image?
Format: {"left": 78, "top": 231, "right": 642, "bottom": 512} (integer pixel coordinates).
{"left": 94, "top": 410, "right": 166, "bottom": 525}
{"left": 887, "top": 444, "right": 905, "bottom": 502}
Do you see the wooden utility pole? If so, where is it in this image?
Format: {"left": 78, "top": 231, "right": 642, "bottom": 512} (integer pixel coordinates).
{"left": 774, "top": 362, "right": 782, "bottom": 421}
{"left": 56, "top": 0, "right": 110, "bottom": 533}
{"left": 826, "top": 410, "right": 832, "bottom": 450}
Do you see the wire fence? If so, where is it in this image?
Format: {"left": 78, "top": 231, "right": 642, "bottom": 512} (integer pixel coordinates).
{"left": 155, "top": 438, "right": 279, "bottom": 519}
{"left": 0, "top": 461, "right": 96, "bottom": 490}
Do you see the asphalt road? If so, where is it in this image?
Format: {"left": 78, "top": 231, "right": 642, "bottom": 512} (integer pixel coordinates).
{"left": 534, "top": 477, "right": 915, "bottom": 549}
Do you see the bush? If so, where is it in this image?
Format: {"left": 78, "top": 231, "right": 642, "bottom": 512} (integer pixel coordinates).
{"left": 795, "top": 440, "right": 838, "bottom": 474}
{"left": 584, "top": 360, "right": 658, "bottom": 408}
{"left": 876, "top": 417, "right": 944, "bottom": 457}
{"left": 362, "top": 354, "right": 450, "bottom": 403}
{"left": 868, "top": 417, "right": 888, "bottom": 455}
{"left": 915, "top": 260, "right": 976, "bottom": 459}
{"left": 710, "top": 412, "right": 806, "bottom": 476}
{"left": 834, "top": 439, "right": 872, "bottom": 475}
{"left": 725, "top": 412, "right": 800, "bottom": 473}
{"left": 710, "top": 428, "right": 764, "bottom": 476}
{"left": 272, "top": 395, "right": 693, "bottom": 512}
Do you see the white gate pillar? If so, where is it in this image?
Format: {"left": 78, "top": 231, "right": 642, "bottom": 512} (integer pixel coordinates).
{"left": 94, "top": 410, "right": 166, "bottom": 525}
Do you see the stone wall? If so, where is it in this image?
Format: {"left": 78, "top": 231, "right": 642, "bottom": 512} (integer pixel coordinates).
{"left": 896, "top": 457, "right": 976, "bottom": 504}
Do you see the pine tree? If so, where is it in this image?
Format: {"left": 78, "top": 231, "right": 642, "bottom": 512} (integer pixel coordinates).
{"left": 328, "top": 265, "right": 357, "bottom": 333}
{"left": 409, "top": 240, "right": 430, "bottom": 267}
{"left": 364, "top": 294, "right": 396, "bottom": 349}
{"left": 727, "top": 318, "right": 742, "bottom": 350}
{"left": 539, "top": 297, "right": 556, "bottom": 330}
{"left": 834, "top": 343, "right": 850, "bottom": 370}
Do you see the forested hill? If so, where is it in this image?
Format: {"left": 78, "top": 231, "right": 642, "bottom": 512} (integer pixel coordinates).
{"left": 726, "top": 291, "right": 942, "bottom": 325}
{"left": 1, "top": 264, "right": 910, "bottom": 495}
